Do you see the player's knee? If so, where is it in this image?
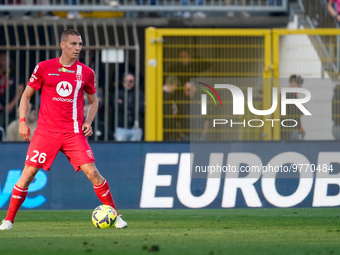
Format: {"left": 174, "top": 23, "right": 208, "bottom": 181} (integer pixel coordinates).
{"left": 86, "top": 170, "right": 96, "bottom": 180}
{"left": 82, "top": 163, "right": 103, "bottom": 183}
{"left": 89, "top": 170, "right": 104, "bottom": 185}
{"left": 86, "top": 168, "right": 100, "bottom": 180}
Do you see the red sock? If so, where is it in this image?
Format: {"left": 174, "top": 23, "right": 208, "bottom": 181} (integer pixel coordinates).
{"left": 5, "top": 185, "right": 28, "bottom": 223}
{"left": 93, "top": 179, "right": 118, "bottom": 214}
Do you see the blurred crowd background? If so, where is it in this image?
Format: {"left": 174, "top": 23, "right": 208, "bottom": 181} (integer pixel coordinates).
{"left": 1, "top": 0, "right": 340, "bottom": 142}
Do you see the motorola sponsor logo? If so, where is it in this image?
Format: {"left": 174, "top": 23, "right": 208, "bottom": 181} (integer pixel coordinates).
{"left": 52, "top": 97, "right": 73, "bottom": 103}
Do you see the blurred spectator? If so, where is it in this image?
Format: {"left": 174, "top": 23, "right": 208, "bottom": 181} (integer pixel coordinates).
{"left": 7, "top": 104, "right": 37, "bottom": 142}
{"left": 163, "top": 75, "right": 180, "bottom": 141}
{"left": 181, "top": 0, "right": 206, "bottom": 19}
{"left": 226, "top": 0, "right": 250, "bottom": 18}
{"left": 328, "top": 0, "right": 340, "bottom": 22}
{"left": 113, "top": 72, "right": 144, "bottom": 141}
{"left": 163, "top": 49, "right": 210, "bottom": 140}
{"left": 67, "top": 0, "right": 82, "bottom": 19}
{"left": 179, "top": 82, "right": 208, "bottom": 141}
{"left": 166, "top": 49, "right": 210, "bottom": 90}
{"left": 110, "top": 62, "right": 142, "bottom": 93}
{"left": 0, "top": 51, "right": 24, "bottom": 128}
{"left": 332, "top": 84, "right": 340, "bottom": 139}
{"left": 281, "top": 75, "right": 305, "bottom": 141}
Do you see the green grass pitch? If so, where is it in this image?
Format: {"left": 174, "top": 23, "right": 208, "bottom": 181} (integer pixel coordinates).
{"left": 0, "top": 208, "right": 339, "bottom": 255}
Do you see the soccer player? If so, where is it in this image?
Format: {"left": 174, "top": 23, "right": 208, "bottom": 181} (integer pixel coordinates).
{"left": 0, "top": 29, "right": 127, "bottom": 230}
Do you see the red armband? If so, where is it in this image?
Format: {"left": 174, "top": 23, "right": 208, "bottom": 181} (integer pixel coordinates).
{"left": 19, "top": 118, "right": 26, "bottom": 123}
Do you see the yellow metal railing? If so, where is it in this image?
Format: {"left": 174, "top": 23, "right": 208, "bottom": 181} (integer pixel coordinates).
{"left": 272, "top": 29, "right": 340, "bottom": 141}
{"left": 145, "top": 28, "right": 272, "bottom": 142}
{"left": 146, "top": 28, "right": 340, "bottom": 141}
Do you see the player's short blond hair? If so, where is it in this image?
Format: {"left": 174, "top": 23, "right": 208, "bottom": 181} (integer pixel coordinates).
{"left": 60, "top": 29, "right": 81, "bottom": 42}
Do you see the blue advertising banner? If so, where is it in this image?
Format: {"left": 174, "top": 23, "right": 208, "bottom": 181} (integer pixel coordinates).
{"left": 0, "top": 142, "right": 339, "bottom": 210}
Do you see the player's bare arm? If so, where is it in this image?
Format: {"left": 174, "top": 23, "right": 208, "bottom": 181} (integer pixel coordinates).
{"left": 18, "top": 86, "right": 35, "bottom": 142}
{"left": 82, "top": 93, "right": 99, "bottom": 137}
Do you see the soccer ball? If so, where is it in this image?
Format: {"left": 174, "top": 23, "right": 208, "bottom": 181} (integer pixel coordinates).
{"left": 91, "top": 205, "right": 117, "bottom": 229}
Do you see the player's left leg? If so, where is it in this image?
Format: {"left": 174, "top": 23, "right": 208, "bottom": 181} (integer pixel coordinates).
{"left": 81, "top": 163, "right": 117, "bottom": 210}
{"left": 63, "top": 134, "right": 120, "bottom": 210}
{"left": 63, "top": 133, "right": 127, "bottom": 228}
{"left": 81, "top": 163, "right": 127, "bottom": 228}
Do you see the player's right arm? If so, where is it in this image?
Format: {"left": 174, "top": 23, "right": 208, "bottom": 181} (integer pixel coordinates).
{"left": 18, "top": 86, "right": 35, "bottom": 142}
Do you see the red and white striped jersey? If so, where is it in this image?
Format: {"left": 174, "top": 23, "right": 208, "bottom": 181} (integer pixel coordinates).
{"left": 27, "top": 58, "right": 96, "bottom": 134}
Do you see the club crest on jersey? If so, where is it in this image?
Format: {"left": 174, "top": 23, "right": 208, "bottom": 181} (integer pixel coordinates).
{"left": 56, "top": 81, "right": 73, "bottom": 97}
{"left": 76, "top": 74, "right": 83, "bottom": 81}
{"left": 86, "top": 150, "right": 93, "bottom": 159}
{"left": 58, "top": 67, "right": 75, "bottom": 74}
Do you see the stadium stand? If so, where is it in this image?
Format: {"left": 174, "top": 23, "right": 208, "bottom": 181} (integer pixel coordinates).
{"left": 0, "top": 1, "right": 338, "bottom": 142}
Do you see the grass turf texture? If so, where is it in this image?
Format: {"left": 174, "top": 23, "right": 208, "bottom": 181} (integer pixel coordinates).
{"left": 0, "top": 208, "right": 339, "bottom": 255}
